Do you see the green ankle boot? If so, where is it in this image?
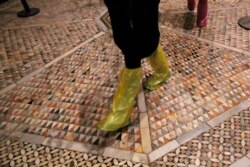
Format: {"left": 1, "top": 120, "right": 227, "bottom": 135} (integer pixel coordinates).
{"left": 97, "top": 67, "right": 142, "bottom": 131}
{"left": 144, "top": 45, "right": 171, "bottom": 91}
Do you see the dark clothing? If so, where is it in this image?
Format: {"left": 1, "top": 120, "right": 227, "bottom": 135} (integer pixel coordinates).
{"left": 104, "top": 0, "right": 160, "bottom": 69}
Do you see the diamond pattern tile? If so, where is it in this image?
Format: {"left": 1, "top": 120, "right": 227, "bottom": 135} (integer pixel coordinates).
{"left": 0, "top": 20, "right": 100, "bottom": 89}
{"left": 160, "top": 6, "right": 250, "bottom": 52}
{"left": 0, "top": 0, "right": 106, "bottom": 27}
{"left": 159, "top": 0, "right": 250, "bottom": 12}
{"left": 0, "top": 0, "right": 250, "bottom": 165}
{"left": 100, "top": 0, "right": 250, "bottom": 52}
{"left": 0, "top": 138, "right": 147, "bottom": 167}
{"left": 0, "top": 34, "right": 143, "bottom": 152}
{"left": 153, "top": 107, "right": 250, "bottom": 167}
{"left": 143, "top": 29, "right": 250, "bottom": 149}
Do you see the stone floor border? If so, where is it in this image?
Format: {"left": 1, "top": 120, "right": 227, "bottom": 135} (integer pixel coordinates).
{"left": 230, "top": 156, "right": 250, "bottom": 167}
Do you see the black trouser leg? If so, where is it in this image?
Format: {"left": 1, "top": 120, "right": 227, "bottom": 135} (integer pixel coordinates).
{"left": 104, "top": 0, "right": 160, "bottom": 69}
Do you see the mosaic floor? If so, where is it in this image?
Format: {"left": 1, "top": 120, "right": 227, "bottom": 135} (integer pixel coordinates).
{"left": 0, "top": 0, "right": 250, "bottom": 166}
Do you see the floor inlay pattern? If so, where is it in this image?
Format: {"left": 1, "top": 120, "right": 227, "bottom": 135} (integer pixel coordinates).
{"left": 0, "top": 0, "right": 249, "bottom": 165}
{"left": 143, "top": 29, "right": 250, "bottom": 150}
{"left": 0, "top": 20, "right": 100, "bottom": 90}
{"left": 159, "top": 0, "right": 250, "bottom": 12}
{"left": 0, "top": 0, "right": 105, "bottom": 27}
{"left": 0, "top": 34, "right": 143, "bottom": 153}
{"left": 100, "top": 0, "right": 250, "bottom": 52}
{"left": 160, "top": 7, "right": 250, "bottom": 52}
{"left": 0, "top": 138, "right": 146, "bottom": 167}
{"left": 153, "top": 107, "right": 250, "bottom": 167}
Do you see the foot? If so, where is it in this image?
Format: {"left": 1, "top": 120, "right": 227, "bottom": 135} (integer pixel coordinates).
{"left": 97, "top": 67, "right": 142, "bottom": 131}
{"left": 144, "top": 45, "right": 171, "bottom": 91}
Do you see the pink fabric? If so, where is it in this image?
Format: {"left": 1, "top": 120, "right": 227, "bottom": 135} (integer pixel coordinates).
{"left": 186, "top": 0, "right": 208, "bottom": 27}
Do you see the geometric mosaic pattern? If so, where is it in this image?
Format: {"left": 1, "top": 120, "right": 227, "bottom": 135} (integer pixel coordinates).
{"left": 143, "top": 30, "right": 250, "bottom": 150}
{"left": 0, "top": 34, "right": 143, "bottom": 153}
{"left": 160, "top": 7, "right": 250, "bottom": 52}
{"left": 100, "top": 0, "right": 250, "bottom": 53}
{"left": 0, "top": 21, "right": 100, "bottom": 89}
{"left": 159, "top": 0, "right": 250, "bottom": 12}
{"left": 153, "top": 107, "right": 250, "bottom": 166}
{"left": 0, "top": 0, "right": 250, "bottom": 166}
{"left": 0, "top": 0, "right": 106, "bottom": 27}
{"left": 0, "top": 138, "right": 146, "bottom": 167}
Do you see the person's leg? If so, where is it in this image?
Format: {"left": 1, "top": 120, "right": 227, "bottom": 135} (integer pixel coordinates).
{"left": 197, "top": 0, "right": 208, "bottom": 27}
{"left": 187, "top": 0, "right": 196, "bottom": 11}
{"left": 104, "top": 0, "right": 141, "bottom": 69}
{"left": 130, "top": 0, "right": 171, "bottom": 91}
{"left": 97, "top": 0, "right": 142, "bottom": 131}
{"left": 130, "top": 0, "right": 160, "bottom": 60}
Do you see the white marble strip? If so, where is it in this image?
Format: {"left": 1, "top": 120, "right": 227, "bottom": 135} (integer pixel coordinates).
{"left": 147, "top": 99, "right": 249, "bottom": 162}
{"left": 103, "top": 147, "right": 133, "bottom": 161}
{"left": 137, "top": 84, "right": 147, "bottom": 113}
{"left": 230, "top": 156, "right": 250, "bottom": 167}
{"left": 137, "top": 83, "right": 152, "bottom": 154}
{"left": 207, "top": 99, "right": 250, "bottom": 128}
{"left": 19, "top": 133, "right": 46, "bottom": 145}
{"left": 140, "top": 114, "right": 152, "bottom": 154}
{"left": 95, "top": 9, "right": 109, "bottom": 32}
{"left": 42, "top": 137, "right": 73, "bottom": 150}
{"left": 132, "top": 152, "right": 149, "bottom": 164}
{"left": 247, "top": 153, "right": 250, "bottom": 159}
{"left": 148, "top": 140, "right": 180, "bottom": 162}
{"left": 176, "top": 123, "right": 210, "bottom": 145}
{"left": 161, "top": 27, "right": 247, "bottom": 55}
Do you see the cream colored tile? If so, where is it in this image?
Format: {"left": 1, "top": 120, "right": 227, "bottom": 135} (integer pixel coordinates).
{"left": 9, "top": 131, "right": 24, "bottom": 139}
{"left": 70, "top": 142, "right": 104, "bottom": 155}
{"left": 93, "top": 32, "right": 105, "bottom": 38}
{"left": 208, "top": 100, "right": 250, "bottom": 128}
{"left": 247, "top": 153, "right": 250, "bottom": 160}
{"left": 103, "top": 147, "right": 133, "bottom": 161}
{"left": 148, "top": 140, "right": 180, "bottom": 162}
{"left": 176, "top": 123, "right": 210, "bottom": 145}
{"left": 132, "top": 153, "right": 149, "bottom": 164}
{"left": 140, "top": 113, "right": 149, "bottom": 129}
{"left": 42, "top": 138, "right": 72, "bottom": 149}
{"left": 20, "top": 133, "right": 46, "bottom": 145}
{"left": 139, "top": 113, "right": 152, "bottom": 153}
{"left": 137, "top": 84, "right": 147, "bottom": 112}
{"left": 230, "top": 157, "right": 250, "bottom": 167}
